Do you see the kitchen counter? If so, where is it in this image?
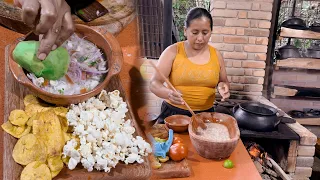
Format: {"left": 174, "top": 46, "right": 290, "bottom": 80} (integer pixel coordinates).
{"left": 0, "top": 18, "right": 262, "bottom": 180}
{"left": 165, "top": 133, "right": 262, "bottom": 180}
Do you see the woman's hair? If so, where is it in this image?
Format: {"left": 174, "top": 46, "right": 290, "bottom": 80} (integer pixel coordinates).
{"left": 185, "top": 7, "right": 213, "bottom": 30}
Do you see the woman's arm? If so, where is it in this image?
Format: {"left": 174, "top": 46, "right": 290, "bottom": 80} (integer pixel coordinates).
{"left": 209, "top": 42, "right": 230, "bottom": 100}
{"left": 216, "top": 50, "right": 229, "bottom": 86}
{"left": 149, "top": 44, "right": 184, "bottom": 105}
{"left": 208, "top": 42, "right": 229, "bottom": 85}
{"left": 216, "top": 49, "right": 231, "bottom": 100}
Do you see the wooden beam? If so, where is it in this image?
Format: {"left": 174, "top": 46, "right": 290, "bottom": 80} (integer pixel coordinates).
{"left": 273, "top": 86, "right": 298, "bottom": 97}
{"left": 276, "top": 58, "right": 320, "bottom": 70}
{"left": 280, "top": 27, "right": 320, "bottom": 40}
{"left": 296, "top": 118, "right": 320, "bottom": 126}
{"left": 163, "top": 0, "right": 172, "bottom": 50}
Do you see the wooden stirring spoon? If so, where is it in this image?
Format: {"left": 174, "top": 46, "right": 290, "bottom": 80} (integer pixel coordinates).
{"left": 149, "top": 61, "right": 207, "bottom": 132}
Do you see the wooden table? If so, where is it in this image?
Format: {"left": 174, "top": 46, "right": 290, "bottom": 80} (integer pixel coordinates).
{"left": 0, "top": 18, "right": 261, "bottom": 180}
{"left": 165, "top": 133, "right": 261, "bottom": 180}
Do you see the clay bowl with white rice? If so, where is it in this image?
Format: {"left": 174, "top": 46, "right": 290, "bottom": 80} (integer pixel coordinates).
{"left": 188, "top": 112, "right": 240, "bottom": 159}
{"left": 9, "top": 24, "right": 123, "bottom": 105}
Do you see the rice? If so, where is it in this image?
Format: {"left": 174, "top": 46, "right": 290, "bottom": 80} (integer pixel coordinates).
{"left": 197, "top": 122, "right": 230, "bottom": 141}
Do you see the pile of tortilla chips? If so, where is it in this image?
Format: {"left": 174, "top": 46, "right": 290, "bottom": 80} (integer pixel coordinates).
{"left": 1, "top": 94, "right": 72, "bottom": 180}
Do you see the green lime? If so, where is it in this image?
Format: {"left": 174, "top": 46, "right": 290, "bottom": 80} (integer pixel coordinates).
{"left": 223, "top": 159, "right": 234, "bottom": 169}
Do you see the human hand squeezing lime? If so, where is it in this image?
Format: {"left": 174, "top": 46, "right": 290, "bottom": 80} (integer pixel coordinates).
{"left": 14, "top": 0, "right": 74, "bottom": 60}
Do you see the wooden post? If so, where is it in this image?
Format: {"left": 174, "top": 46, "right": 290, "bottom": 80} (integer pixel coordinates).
{"left": 264, "top": 0, "right": 282, "bottom": 100}
{"left": 163, "top": 0, "right": 172, "bottom": 51}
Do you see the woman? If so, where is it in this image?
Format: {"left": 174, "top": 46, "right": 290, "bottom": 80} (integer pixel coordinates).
{"left": 150, "top": 7, "right": 230, "bottom": 124}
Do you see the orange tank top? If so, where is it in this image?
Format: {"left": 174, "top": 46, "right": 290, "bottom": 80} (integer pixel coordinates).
{"left": 166, "top": 42, "right": 220, "bottom": 111}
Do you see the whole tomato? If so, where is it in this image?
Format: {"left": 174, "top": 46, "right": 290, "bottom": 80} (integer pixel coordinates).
{"left": 173, "top": 136, "right": 184, "bottom": 144}
{"left": 169, "top": 143, "right": 188, "bottom": 161}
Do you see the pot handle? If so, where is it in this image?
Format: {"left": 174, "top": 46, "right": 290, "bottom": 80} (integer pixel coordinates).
{"left": 274, "top": 109, "right": 282, "bottom": 127}
{"left": 275, "top": 50, "right": 281, "bottom": 59}
{"left": 275, "top": 117, "right": 281, "bottom": 127}
{"left": 233, "top": 104, "right": 239, "bottom": 114}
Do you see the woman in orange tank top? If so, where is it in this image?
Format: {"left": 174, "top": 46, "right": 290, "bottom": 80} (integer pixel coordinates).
{"left": 150, "top": 7, "right": 230, "bottom": 124}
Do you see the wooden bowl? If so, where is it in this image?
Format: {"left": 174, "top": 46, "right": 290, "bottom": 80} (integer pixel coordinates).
{"left": 164, "top": 115, "right": 191, "bottom": 133}
{"left": 9, "top": 24, "right": 123, "bottom": 105}
{"left": 188, "top": 112, "right": 240, "bottom": 159}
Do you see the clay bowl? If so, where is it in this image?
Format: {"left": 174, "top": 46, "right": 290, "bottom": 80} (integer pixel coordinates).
{"left": 9, "top": 24, "right": 123, "bottom": 105}
{"left": 164, "top": 115, "right": 191, "bottom": 133}
{"left": 188, "top": 112, "right": 240, "bottom": 159}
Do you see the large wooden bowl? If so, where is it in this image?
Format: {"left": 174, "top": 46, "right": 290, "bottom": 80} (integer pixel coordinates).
{"left": 9, "top": 24, "right": 123, "bottom": 105}
{"left": 188, "top": 112, "right": 240, "bottom": 159}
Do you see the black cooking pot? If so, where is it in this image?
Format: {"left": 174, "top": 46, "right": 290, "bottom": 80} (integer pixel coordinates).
{"left": 233, "top": 102, "right": 280, "bottom": 132}
{"left": 281, "top": 17, "right": 308, "bottom": 30}
{"left": 310, "top": 23, "right": 320, "bottom": 32}
{"left": 305, "top": 45, "right": 320, "bottom": 59}
{"left": 276, "top": 44, "right": 301, "bottom": 60}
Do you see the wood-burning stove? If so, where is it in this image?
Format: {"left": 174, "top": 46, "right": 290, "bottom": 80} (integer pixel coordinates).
{"left": 214, "top": 96, "right": 317, "bottom": 179}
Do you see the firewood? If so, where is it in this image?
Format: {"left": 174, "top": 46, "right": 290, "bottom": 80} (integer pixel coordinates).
{"left": 269, "top": 176, "right": 277, "bottom": 180}
{"left": 261, "top": 174, "right": 272, "bottom": 180}
{"left": 254, "top": 161, "right": 264, "bottom": 173}
{"left": 273, "top": 86, "right": 298, "bottom": 97}
{"left": 264, "top": 168, "right": 278, "bottom": 178}
{"left": 266, "top": 159, "right": 273, "bottom": 169}
{"left": 267, "top": 157, "right": 291, "bottom": 180}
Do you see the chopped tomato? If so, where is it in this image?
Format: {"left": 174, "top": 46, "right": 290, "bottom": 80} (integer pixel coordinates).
{"left": 81, "top": 71, "right": 87, "bottom": 80}
{"left": 43, "top": 79, "right": 49, "bottom": 86}
{"left": 80, "top": 88, "right": 87, "bottom": 94}
{"left": 70, "top": 50, "right": 77, "bottom": 55}
{"left": 65, "top": 74, "right": 74, "bottom": 84}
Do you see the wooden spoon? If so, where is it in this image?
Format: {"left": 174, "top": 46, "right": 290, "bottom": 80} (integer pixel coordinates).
{"left": 149, "top": 61, "right": 207, "bottom": 132}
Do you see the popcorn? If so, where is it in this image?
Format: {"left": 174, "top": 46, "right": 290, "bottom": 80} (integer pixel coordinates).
{"left": 63, "top": 90, "right": 152, "bottom": 172}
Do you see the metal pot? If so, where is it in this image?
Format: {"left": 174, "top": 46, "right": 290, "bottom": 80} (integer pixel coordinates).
{"left": 310, "top": 23, "right": 320, "bottom": 32}
{"left": 305, "top": 45, "right": 320, "bottom": 59}
{"left": 281, "top": 17, "right": 308, "bottom": 30}
{"left": 276, "top": 44, "right": 301, "bottom": 60}
{"left": 233, "top": 102, "right": 280, "bottom": 132}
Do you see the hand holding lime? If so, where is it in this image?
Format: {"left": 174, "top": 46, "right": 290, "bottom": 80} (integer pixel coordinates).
{"left": 223, "top": 159, "right": 234, "bottom": 169}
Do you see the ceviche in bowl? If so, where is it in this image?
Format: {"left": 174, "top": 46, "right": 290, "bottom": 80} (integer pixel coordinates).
{"left": 27, "top": 33, "right": 108, "bottom": 95}
{"left": 9, "top": 24, "right": 123, "bottom": 105}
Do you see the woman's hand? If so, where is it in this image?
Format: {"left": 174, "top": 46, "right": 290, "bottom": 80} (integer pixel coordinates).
{"left": 14, "top": 0, "right": 74, "bottom": 60}
{"left": 217, "top": 82, "right": 230, "bottom": 101}
{"left": 167, "top": 90, "right": 184, "bottom": 105}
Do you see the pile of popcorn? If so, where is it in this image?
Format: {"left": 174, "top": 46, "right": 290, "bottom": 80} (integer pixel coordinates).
{"left": 63, "top": 90, "right": 152, "bottom": 172}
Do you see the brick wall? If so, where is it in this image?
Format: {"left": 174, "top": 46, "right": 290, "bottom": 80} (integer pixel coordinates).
{"left": 210, "top": 0, "right": 274, "bottom": 96}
